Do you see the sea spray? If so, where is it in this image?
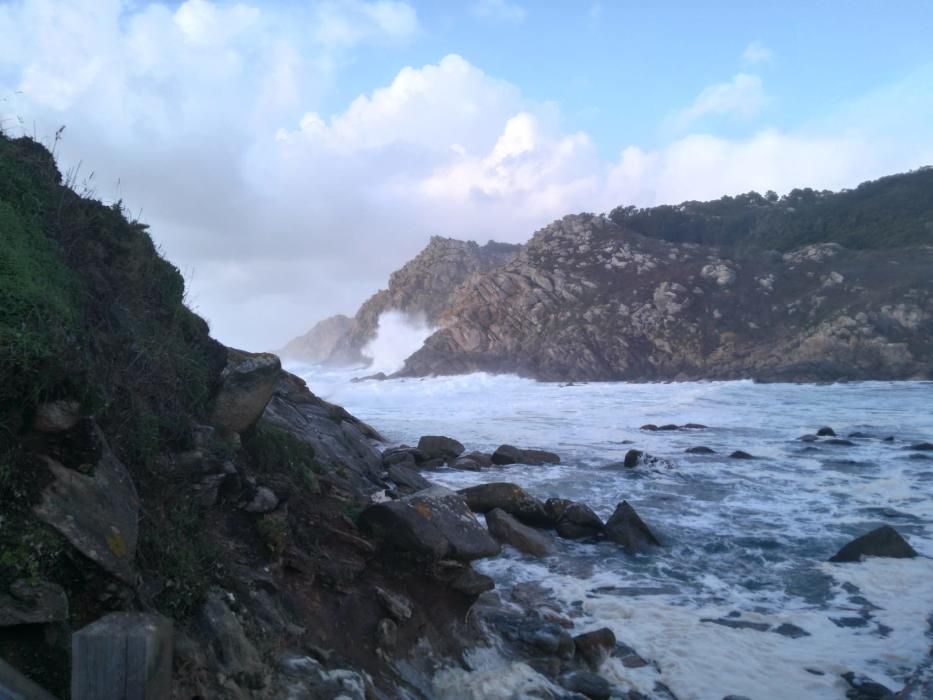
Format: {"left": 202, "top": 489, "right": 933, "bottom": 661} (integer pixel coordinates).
{"left": 361, "top": 310, "right": 435, "bottom": 374}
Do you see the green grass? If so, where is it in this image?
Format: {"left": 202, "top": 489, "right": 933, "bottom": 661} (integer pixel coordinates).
{"left": 244, "top": 422, "right": 323, "bottom": 495}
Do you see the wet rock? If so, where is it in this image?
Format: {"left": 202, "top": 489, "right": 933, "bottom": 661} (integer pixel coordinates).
{"left": 417, "top": 435, "right": 465, "bottom": 461}
{"left": 729, "top": 450, "right": 755, "bottom": 459}
{"left": 0, "top": 579, "right": 69, "bottom": 626}
{"left": 816, "top": 427, "right": 837, "bottom": 437}
{"left": 604, "top": 501, "right": 661, "bottom": 554}
{"left": 375, "top": 587, "right": 412, "bottom": 621}
{"left": 450, "top": 567, "right": 495, "bottom": 596}
{"left": 909, "top": 442, "right": 933, "bottom": 451}
{"left": 492, "top": 444, "right": 525, "bottom": 465}
{"left": 841, "top": 671, "right": 894, "bottom": 700}
{"left": 33, "top": 430, "right": 139, "bottom": 585}
{"left": 773, "top": 623, "right": 811, "bottom": 639}
{"left": 277, "top": 655, "right": 367, "bottom": 700}
{"left": 613, "top": 642, "right": 650, "bottom": 669}
{"left": 358, "top": 486, "right": 500, "bottom": 561}
{"left": 574, "top": 627, "right": 616, "bottom": 668}
{"left": 882, "top": 436, "right": 895, "bottom": 442}
{"left": 523, "top": 449, "right": 561, "bottom": 465}
{"left": 419, "top": 457, "right": 446, "bottom": 470}
{"left": 459, "top": 482, "right": 551, "bottom": 527}
{"left": 33, "top": 399, "right": 82, "bottom": 433}
{"left": 210, "top": 349, "right": 281, "bottom": 435}
{"left": 683, "top": 423, "right": 708, "bottom": 429}
{"left": 461, "top": 451, "right": 494, "bottom": 468}
{"left": 848, "top": 432, "right": 872, "bottom": 439}
{"left": 799, "top": 434, "right": 819, "bottom": 442}
{"left": 829, "top": 525, "right": 918, "bottom": 562}
{"left": 244, "top": 486, "right": 278, "bottom": 513}
{"left": 701, "top": 617, "right": 770, "bottom": 632}
{"left": 387, "top": 463, "right": 433, "bottom": 493}
{"left": 558, "top": 671, "right": 612, "bottom": 700}
{"left": 486, "top": 508, "right": 557, "bottom": 557}
{"left": 640, "top": 424, "right": 659, "bottom": 432}
{"left": 382, "top": 446, "right": 418, "bottom": 470}
{"left": 623, "top": 449, "right": 642, "bottom": 468}
{"left": 686, "top": 446, "right": 716, "bottom": 454}
{"left": 545, "top": 499, "right": 604, "bottom": 539}
{"left": 825, "top": 438, "right": 855, "bottom": 446}
{"left": 658, "top": 424, "right": 680, "bottom": 431}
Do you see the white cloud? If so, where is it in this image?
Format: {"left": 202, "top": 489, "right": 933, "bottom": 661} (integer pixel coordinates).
{"left": 470, "top": 0, "right": 527, "bottom": 24}
{"left": 742, "top": 40, "right": 773, "bottom": 65}
{"left": 667, "top": 73, "right": 770, "bottom": 131}
{"left": 1, "top": 2, "right": 931, "bottom": 351}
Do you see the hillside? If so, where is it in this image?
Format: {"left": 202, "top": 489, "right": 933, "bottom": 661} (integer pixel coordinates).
{"left": 399, "top": 214, "right": 933, "bottom": 381}
{"left": 0, "top": 134, "right": 488, "bottom": 698}
{"left": 608, "top": 167, "right": 933, "bottom": 252}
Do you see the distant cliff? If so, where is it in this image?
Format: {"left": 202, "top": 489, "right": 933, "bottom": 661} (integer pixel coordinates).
{"left": 279, "top": 313, "right": 353, "bottom": 363}
{"left": 284, "top": 236, "right": 521, "bottom": 366}
{"left": 398, "top": 214, "right": 933, "bottom": 382}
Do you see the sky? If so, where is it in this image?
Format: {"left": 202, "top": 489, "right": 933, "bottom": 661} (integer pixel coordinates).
{"left": 1, "top": 0, "right": 932, "bottom": 351}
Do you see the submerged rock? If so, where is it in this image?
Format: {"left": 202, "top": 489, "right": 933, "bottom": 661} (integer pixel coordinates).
{"left": 573, "top": 627, "right": 616, "bottom": 669}
{"left": 829, "top": 525, "right": 918, "bottom": 562}
{"left": 485, "top": 508, "right": 557, "bottom": 557}
{"left": 909, "top": 442, "right": 933, "bottom": 451}
{"left": 604, "top": 501, "right": 661, "bottom": 554}
{"left": 358, "top": 486, "right": 500, "bottom": 561}
{"left": 729, "top": 450, "right": 755, "bottom": 460}
{"left": 816, "top": 427, "right": 837, "bottom": 437}
{"left": 686, "top": 446, "right": 716, "bottom": 454}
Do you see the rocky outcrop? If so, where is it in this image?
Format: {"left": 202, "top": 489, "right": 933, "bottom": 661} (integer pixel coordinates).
{"left": 278, "top": 314, "right": 354, "bottom": 364}
{"left": 396, "top": 214, "right": 933, "bottom": 381}
{"left": 295, "top": 237, "right": 521, "bottom": 366}
{"left": 459, "top": 482, "right": 551, "bottom": 528}
{"left": 605, "top": 501, "right": 661, "bottom": 554}
{"left": 829, "top": 525, "right": 919, "bottom": 562}
{"left": 209, "top": 349, "right": 281, "bottom": 436}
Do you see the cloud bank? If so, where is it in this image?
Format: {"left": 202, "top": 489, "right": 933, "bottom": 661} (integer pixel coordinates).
{"left": 1, "top": 1, "right": 931, "bottom": 350}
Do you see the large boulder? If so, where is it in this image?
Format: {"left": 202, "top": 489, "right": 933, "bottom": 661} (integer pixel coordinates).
{"left": 829, "top": 525, "right": 918, "bottom": 562}
{"left": 491, "top": 444, "right": 560, "bottom": 466}
{"left": 387, "top": 464, "right": 433, "bottom": 494}
{"left": 485, "top": 508, "right": 557, "bottom": 557}
{"left": 358, "top": 487, "right": 500, "bottom": 561}
{"left": 458, "top": 482, "right": 551, "bottom": 527}
{"left": 33, "top": 428, "right": 139, "bottom": 584}
{"left": 604, "top": 501, "right": 661, "bottom": 554}
{"left": 544, "top": 498, "right": 604, "bottom": 539}
{"left": 573, "top": 627, "right": 616, "bottom": 669}
{"left": 417, "top": 436, "right": 465, "bottom": 461}
{"left": 210, "top": 349, "right": 281, "bottom": 435}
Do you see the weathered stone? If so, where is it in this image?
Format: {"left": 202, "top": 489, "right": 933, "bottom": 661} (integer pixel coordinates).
{"left": 33, "top": 432, "right": 139, "bottom": 584}
{"left": 829, "top": 525, "right": 918, "bottom": 562}
{"left": 376, "top": 618, "right": 398, "bottom": 650}
{"left": 417, "top": 435, "right": 465, "bottom": 461}
{"left": 909, "top": 442, "right": 933, "bottom": 451}
{"left": 521, "top": 449, "right": 561, "bottom": 465}
{"left": 558, "top": 671, "right": 612, "bottom": 700}
{"left": 816, "top": 427, "right": 837, "bottom": 437}
{"left": 358, "top": 486, "right": 500, "bottom": 561}
{"left": 375, "top": 586, "right": 412, "bottom": 621}
{"left": 382, "top": 447, "right": 418, "bottom": 469}
{"left": 450, "top": 567, "right": 495, "bottom": 596}
{"left": 458, "top": 482, "right": 551, "bottom": 527}
{"left": 544, "top": 499, "right": 604, "bottom": 539}
{"left": 0, "top": 579, "right": 68, "bottom": 626}
{"left": 730, "top": 450, "right": 755, "bottom": 459}
{"left": 72, "top": 613, "right": 172, "bottom": 700}
{"left": 485, "top": 508, "right": 557, "bottom": 557}
{"left": 244, "top": 486, "right": 278, "bottom": 513}
{"left": 199, "top": 591, "right": 264, "bottom": 685}
{"left": 623, "top": 449, "right": 642, "bottom": 468}
{"left": 387, "top": 463, "right": 433, "bottom": 493}
{"left": 210, "top": 349, "right": 281, "bottom": 435}
{"left": 574, "top": 627, "right": 616, "bottom": 669}
{"left": 33, "top": 399, "right": 82, "bottom": 433}
{"left": 605, "top": 501, "right": 661, "bottom": 554}
{"left": 686, "top": 446, "right": 716, "bottom": 454}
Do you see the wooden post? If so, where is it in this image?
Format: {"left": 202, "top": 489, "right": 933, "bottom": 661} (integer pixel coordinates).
{"left": 71, "top": 613, "right": 172, "bottom": 700}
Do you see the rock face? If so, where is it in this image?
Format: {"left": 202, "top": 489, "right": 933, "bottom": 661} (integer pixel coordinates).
{"left": 358, "top": 486, "right": 501, "bottom": 561}
{"left": 829, "top": 525, "right": 919, "bottom": 562}
{"left": 301, "top": 236, "right": 521, "bottom": 366}
{"left": 278, "top": 314, "right": 354, "bottom": 364}
{"left": 396, "top": 214, "right": 933, "bottom": 381}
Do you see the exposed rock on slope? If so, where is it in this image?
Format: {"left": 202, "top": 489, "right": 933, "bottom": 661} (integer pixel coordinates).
{"left": 278, "top": 314, "right": 354, "bottom": 364}
{"left": 398, "top": 214, "right": 933, "bottom": 381}
{"left": 287, "top": 236, "right": 520, "bottom": 366}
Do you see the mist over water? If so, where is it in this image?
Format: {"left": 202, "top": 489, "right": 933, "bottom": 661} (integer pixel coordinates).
{"left": 293, "top": 368, "right": 933, "bottom": 699}
{"left": 361, "top": 310, "right": 435, "bottom": 374}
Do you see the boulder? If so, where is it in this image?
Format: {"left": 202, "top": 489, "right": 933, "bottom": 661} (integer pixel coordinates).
{"left": 33, "top": 430, "right": 139, "bottom": 585}
{"left": 491, "top": 444, "right": 525, "bottom": 465}
{"left": 829, "top": 525, "right": 918, "bottom": 562}
{"left": 816, "top": 427, "right": 837, "bottom": 437}
{"left": 909, "top": 442, "right": 933, "bottom": 451}
{"left": 458, "top": 482, "right": 551, "bottom": 527}
{"left": 32, "top": 399, "right": 82, "bottom": 433}
{"left": 0, "top": 579, "right": 69, "bottom": 626}
{"left": 521, "top": 449, "right": 561, "bottom": 465}
{"left": 417, "top": 435, "right": 465, "bottom": 461}
{"left": 729, "top": 450, "right": 755, "bottom": 459}
{"left": 387, "top": 463, "right": 433, "bottom": 493}
{"left": 558, "top": 671, "right": 611, "bottom": 700}
{"left": 244, "top": 486, "right": 278, "bottom": 513}
{"left": 623, "top": 449, "right": 642, "bottom": 468}
{"left": 686, "top": 446, "right": 716, "bottom": 454}
{"left": 604, "top": 501, "right": 661, "bottom": 554}
{"left": 485, "top": 508, "right": 557, "bottom": 557}
{"left": 545, "top": 498, "right": 604, "bottom": 539}
{"left": 574, "top": 627, "right": 616, "bottom": 669}
{"left": 450, "top": 457, "right": 485, "bottom": 471}
{"left": 210, "top": 349, "right": 281, "bottom": 435}
{"left": 358, "top": 486, "right": 500, "bottom": 561}
{"left": 375, "top": 587, "right": 412, "bottom": 622}
{"left": 382, "top": 447, "right": 418, "bottom": 470}
{"left": 461, "top": 451, "right": 494, "bottom": 468}
{"left": 640, "top": 424, "right": 659, "bottom": 431}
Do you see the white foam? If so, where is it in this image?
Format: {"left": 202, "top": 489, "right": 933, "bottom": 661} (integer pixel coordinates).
{"left": 360, "top": 310, "right": 435, "bottom": 374}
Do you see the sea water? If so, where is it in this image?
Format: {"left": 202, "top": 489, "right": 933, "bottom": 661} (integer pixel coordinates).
{"left": 294, "top": 365, "right": 933, "bottom": 700}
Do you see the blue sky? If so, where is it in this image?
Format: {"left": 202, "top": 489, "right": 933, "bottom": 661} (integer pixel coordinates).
{"left": 1, "top": 0, "right": 932, "bottom": 349}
